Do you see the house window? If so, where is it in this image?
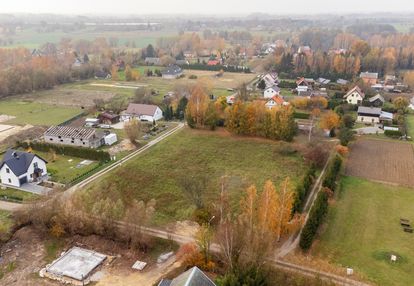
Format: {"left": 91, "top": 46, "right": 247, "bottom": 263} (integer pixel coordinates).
{"left": 49, "top": 138, "right": 53, "bottom": 141}
{"left": 8, "top": 178, "right": 11, "bottom": 183}
{"left": 6, "top": 168, "right": 10, "bottom": 174}
{"left": 60, "top": 140, "right": 63, "bottom": 142}
{"left": 58, "top": 136, "right": 62, "bottom": 139}
{"left": 33, "top": 162, "right": 38, "bottom": 169}
{"left": 30, "top": 174, "right": 33, "bottom": 178}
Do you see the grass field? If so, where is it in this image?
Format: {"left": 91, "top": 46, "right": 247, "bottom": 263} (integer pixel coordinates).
{"left": 314, "top": 176, "right": 414, "bottom": 286}
{"left": 406, "top": 114, "right": 414, "bottom": 138}
{"left": 82, "top": 128, "right": 306, "bottom": 225}
{"left": 0, "top": 188, "right": 37, "bottom": 202}
{"left": 33, "top": 151, "right": 100, "bottom": 184}
{"left": 2, "top": 27, "right": 179, "bottom": 49}
{"left": 0, "top": 210, "right": 13, "bottom": 238}
{"left": 0, "top": 100, "right": 83, "bottom": 126}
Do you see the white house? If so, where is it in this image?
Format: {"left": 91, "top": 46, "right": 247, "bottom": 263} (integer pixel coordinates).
{"left": 263, "top": 86, "right": 280, "bottom": 98}
{"left": 262, "top": 73, "right": 279, "bottom": 87}
{"left": 265, "top": 96, "right": 288, "bottom": 110}
{"left": 0, "top": 150, "right": 47, "bottom": 187}
{"left": 357, "top": 106, "right": 393, "bottom": 125}
{"left": 344, "top": 86, "right": 365, "bottom": 105}
{"left": 121, "top": 103, "right": 163, "bottom": 122}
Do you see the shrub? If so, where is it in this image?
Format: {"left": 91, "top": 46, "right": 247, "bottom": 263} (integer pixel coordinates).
{"left": 293, "top": 165, "right": 316, "bottom": 213}
{"left": 20, "top": 141, "right": 110, "bottom": 162}
{"left": 299, "top": 190, "right": 329, "bottom": 251}
{"left": 189, "top": 74, "right": 198, "bottom": 79}
{"left": 303, "top": 145, "right": 328, "bottom": 168}
{"left": 322, "top": 155, "right": 342, "bottom": 192}
{"left": 384, "top": 130, "right": 402, "bottom": 138}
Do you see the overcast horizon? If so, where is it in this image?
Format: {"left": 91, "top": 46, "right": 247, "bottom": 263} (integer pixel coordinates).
{"left": 1, "top": 0, "right": 413, "bottom": 16}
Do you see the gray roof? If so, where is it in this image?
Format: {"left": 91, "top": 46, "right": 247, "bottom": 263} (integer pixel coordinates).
{"left": 357, "top": 106, "right": 381, "bottom": 116}
{"left": 162, "top": 65, "right": 183, "bottom": 76}
{"left": 45, "top": 126, "right": 100, "bottom": 140}
{"left": 158, "top": 279, "right": 172, "bottom": 286}
{"left": 170, "top": 267, "right": 216, "bottom": 286}
{"left": 368, "top": 94, "right": 385, "bottom": 103}
{"left": 124, "top": 103, "right": 159, "bottom": 116}
{"left": 337, "top": 79, "right": 349, "bottom": 85}
{"left": 0, "top": 149, "right": 46, "bottom": 176}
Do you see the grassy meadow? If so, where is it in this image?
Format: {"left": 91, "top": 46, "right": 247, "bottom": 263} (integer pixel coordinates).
{"left": 314, "top": 176, "right": 414, "bottom": 286}
{"left": 0, "top": 100, "right": 83, "bottom": 126}
{"left": 81, "top": 128, "right": 306, "bottom": 225}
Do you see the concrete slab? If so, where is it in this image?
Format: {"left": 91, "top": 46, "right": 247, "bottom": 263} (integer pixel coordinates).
{"left": 46, "top": 247, "right": 106, "bottom": 281}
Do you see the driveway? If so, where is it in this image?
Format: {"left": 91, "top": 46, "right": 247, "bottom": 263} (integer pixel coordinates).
{"left": 16, "top": 183, "right": 51, "bottom": 195}
{"left": 355, "top": 126, "right": 384, "bottom": 135}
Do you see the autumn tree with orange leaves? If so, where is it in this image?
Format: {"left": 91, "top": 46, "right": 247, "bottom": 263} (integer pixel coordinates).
{"left": 216, "top": 178, "right": 301, "bottom": 271}
{"left": 186, "top": 82, "right": 210, "bottom": 128}
{"left": 319, "top": 110, "right": 340, "bottom": 132}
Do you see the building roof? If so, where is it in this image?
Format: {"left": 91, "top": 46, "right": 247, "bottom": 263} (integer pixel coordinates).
{"left": 158, "top": 279, "right": 172, "bottom": 286}
{"left": 267, "top": 95, "right": 285, "bottom": 105}
{"left": 99, "top": 112, "right": 119, "bottom": 120}
{"left": 360, "top": 72, "right": 378, "bottom": 79}
{"left": 169, "top": 267, "right": 216, "bottom": 286}
{"left": 265, "top": 85, "right": 280, "bottom": 92}
{"left": 336, "top": 79, "right": 349, "bottom": 85}
{"left": 344, "top": 86, "right": 365, "bottom": 99}
{"left": 368, "top": 94, "right": 385, "bottom": 103}
{"left": 124, "top": 103, "right": 159, "bottom": 116}
{"left": 357, "top": 106, "right": 381, "bottom": 116}
{"left": 317, "top": 77, "right": 331, "bottom": 85}
{"left": 0, "top": 149, "right": 47, "bottom": 176}
{"left": 162, "top": 65, "right": 183, "bottom": 76}
{"left": 380, "top": 111, "right": 393, "bottom": 121}
{"left": 45, "top": 126, "right": 101, "bottom": 140}
{"left": 145, "top": 57, "right": 161, "bottom": 64}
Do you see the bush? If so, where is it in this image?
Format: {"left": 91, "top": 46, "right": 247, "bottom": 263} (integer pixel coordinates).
{"left": 293, "top": 112, "right": 310, "bottom": 119}
{"left": 189, "top": 74, "right": 198, "bottom": 79}
{"left": 299, "top": 190, "right": 329, "bottom": 251}
{"left": 278, "top": 80, "right": 297, "bottom": 89}
{"left": 303, "top": 145, "right": 328, "bottom": 168}
{"left": 322, "top": 155, "right": 342, "bottom": 192}
{"left": 384, "top": 130, "right": 402, "bottom": 138}
{"left": 20, "top": 141, "right": 110, "bottom": 162}
{"left": 293, "top": 165, "right": 316, "bottom": 213}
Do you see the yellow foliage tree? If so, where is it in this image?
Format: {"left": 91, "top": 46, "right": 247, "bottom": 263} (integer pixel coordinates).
{"left": 320, "top": 110, "right": 340, "bottom": 131}
{"left": 186, "top": 83, "right": 210, "bottom": 127}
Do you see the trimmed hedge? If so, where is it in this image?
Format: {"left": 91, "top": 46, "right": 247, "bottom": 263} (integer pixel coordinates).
{"left": 20, "top": 141, "right": 110, "bottom": 162}
{"left": 384, "top": 130, "right": 402, "bottom": 138}
{"left": 181, "top": 63, "right": 251, "bottom": 73}
{"left": 322, "top": 155, "right": 342, "bottom": 192}
{"left": 299, "top": 190, "right": 329, "bottom": 251}
{"left": 294, "top": 112, "right": 311, "bottom": 119}
{"left": 293, "top": 165, "right": 316, "bottom": 213}
{"left": 278, "top": 80, "right": 297, "bottom": 89}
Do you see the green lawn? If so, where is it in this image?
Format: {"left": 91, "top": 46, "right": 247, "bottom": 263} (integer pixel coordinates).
{"left": 406, "top": 114, "right": 414, "bottom": 138}
{"left": 0, "top": 210, "right": 13, "bottom": 239}
{"left": 0, "top": 100, "right": 83, "bottom": 126}
{"left": 0, "top": 188, "right": 37, "bottom": 202}
{"left": 314, "top": 176, "right": 414, "bottom": 286}
{"left": 33, "top": 151, "right": 100, "bottom": 184}
{"left": 81, "top": 128, "right": 306, "bottom": 225}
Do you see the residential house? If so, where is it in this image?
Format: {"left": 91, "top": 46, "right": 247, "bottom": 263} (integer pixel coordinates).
{"left": 0, "top": 150, "right": 47, "bottom": 187}
{"left": 176, "top": 59, "right": 189, "bottom": 65}
{"left": 385, "top": 75, "right": 397, "bottom": 85}
{"left": 161, "top": 65, "right": 183, "bottom": 79}
{"left": 226, "top": 94, "right": 237, "bottom": 105}
{"left": 120, "top": 103, "right": 163, "bottom": 122}
{"left": 145, "top": 57, "right": 161, "bottom": 65}
{"left": 336, "top": 79, "right": 349, "bottom": 85}
{"left": 265, "top": 96, "right": 288, "bottom": 109}
{"left": 368, "top": 94, "right": 385, "bottom": 107}
{"left": 357, "top": 107, "right": 381, "bottom": 124}
{"left": 263, "top": 85, "right": 281, "bottom": 98}
{"left": 184, "top": 51, "right": 195, "bottom": 59}
{"left": 296, "top": 77, "right": 312, "bottom": 93}
{"left": 360, "top": 72, "right": 378, "bottom": 85}
{"left": 158, "top": 266, "right": 216, "bottom": 286}
{"left": 262, "top": 72, "right": 279, "bottom": 87}
{"left": 317, "top": 77, "right": 331, "bottom": 85}
{"left": 44, "top": 126, "right": 105, "bottom": 148}
{"left": 343, "top": 86, "right": 365, "bottom": 105}
{"left": 99, "top": 112, "right": 120, "bottom": 125}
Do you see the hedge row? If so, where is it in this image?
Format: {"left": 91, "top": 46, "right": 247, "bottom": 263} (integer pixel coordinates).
{"left": 67, "top": 162, "right": 107, "bottom": 186}
{"left": 181, "top": 63, "right": 251, "bottom": 73}
{"left": 322, "top": 155, "right": 342, "bottom": 192}
{"left": 278, "top": 80, "right": 297, "bottom": 89}
{"left": 384, "top": 130, "right": 403, "bottom": 138}
{"left": 294, "top": 112, "right": 311, "bottom": 119}
{"left": 293, "top": 165, "right": 316, "bottom": 213}
{"left": 299, "top": 190, "right": 329, "bottom": 251}
{"left": 20, "top": 141, "right": 110, "bottom": 162}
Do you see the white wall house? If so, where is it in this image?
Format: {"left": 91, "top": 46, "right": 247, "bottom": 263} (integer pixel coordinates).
{"left": 344, "top": 86, "right": 365, "bottom": 105}
{"left": 265, "top": 96, "right": 288, "bottom": 110}
{"left": 121, "top": 103, "right": 163, "bottom": 122}
{"left": 0, "top": 150, "right": 47, "bottom": 187}
{"left": 263, "top": 86, "right": 280, "bottom": 98}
